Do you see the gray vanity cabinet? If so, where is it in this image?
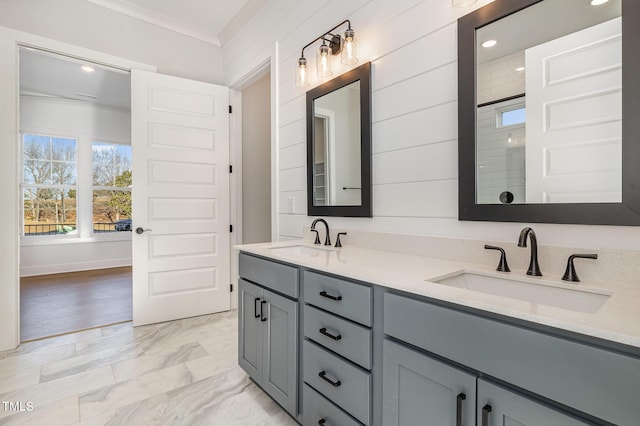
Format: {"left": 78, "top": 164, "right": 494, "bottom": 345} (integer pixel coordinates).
{"left": 238, "top": 254, "right": 299, "bottom": 417}
{"left": 477, "top": 380, "right": 588, "bottom": 426}
{"left": 383, "top": 339, "right": 476, "bottom": 426}
{"left": 303, "top": 270, "right": 373, "bottom": 425}
{"left": 384, "top": 291, "right": 640, "bottom": 425}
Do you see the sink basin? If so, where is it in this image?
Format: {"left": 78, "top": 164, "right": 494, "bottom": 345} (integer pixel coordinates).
{"left": 266, "top": 244, "right": 335, "bottom": 257}
{"left": 432, "top": 272, "right": 611, "bottom": 314}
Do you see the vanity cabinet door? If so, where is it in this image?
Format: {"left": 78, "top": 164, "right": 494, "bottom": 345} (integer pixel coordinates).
{"left": 238, "top": 279, "right": 263, "bottom": 383}
{"left": 238, "top": 280, "right": 298, "bottom": 416}
{"left": 477, "top": 379, "right": 589, "bottom": 426}
{"left": 261, "top": 289, "right": 298, "bottom": 415}
{"left": 383, "top": 339, "right": 476, "bottom": 426}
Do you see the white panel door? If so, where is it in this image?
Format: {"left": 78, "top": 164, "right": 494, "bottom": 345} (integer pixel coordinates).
{"left": 526, "top": 18, "right": 621, "bottom": 203}
{"left": 131, "top": 69, "right": 230, "bottom": 326}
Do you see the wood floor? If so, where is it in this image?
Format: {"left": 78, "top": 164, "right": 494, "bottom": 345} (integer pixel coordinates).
{"left": 20, "top": 267, "right": 132, "bottom": 342}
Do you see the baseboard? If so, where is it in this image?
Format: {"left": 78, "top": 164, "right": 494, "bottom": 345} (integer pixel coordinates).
{"left": 20, "top": 257, "right": 132, "bottom": 277}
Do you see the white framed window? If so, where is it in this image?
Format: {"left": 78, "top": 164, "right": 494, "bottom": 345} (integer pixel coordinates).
{"left": 22, "top": 134, "right": 78, "bottom": 237}
{"left": 21, "top": 135, "right": 133, "bottom": 239}
{"left": 92, "top": 142, "right": 132, "bottom": 234}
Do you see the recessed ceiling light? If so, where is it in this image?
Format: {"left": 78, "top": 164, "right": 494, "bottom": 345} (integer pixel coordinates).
{"left": 81, "top": 65, "right": 95, "bottom": 73}
{"left": 482, "top": 40, "right": 497, "bottom": 48}
{"left": 591, "top": 0, "right": 609, "bottom": 5}
{"left": 515, "top": 67, "right": 525, "bottom": 72}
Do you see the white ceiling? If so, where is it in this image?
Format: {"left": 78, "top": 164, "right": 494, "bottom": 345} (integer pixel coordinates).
{"left": 476, "top": 0, "right": 621, "bottom": 64}
{"left": 19, "top": 1, "right": 269, "bottom": 108}
{"left": 83, "top": 0, "right": 266, "bottom": 46}
{"left": 20, "top": 49, "right": 131, "bottom": 109}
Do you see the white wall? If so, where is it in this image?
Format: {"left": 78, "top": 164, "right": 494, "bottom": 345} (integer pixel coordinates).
{"left": 19, "top": 96, "right": 132, "bottom": 276}
{"left": 0, "top": 0, "right": 223, "bottom": 84}
{"left": 223, "top": 0, "right": 640, "bottom": 252}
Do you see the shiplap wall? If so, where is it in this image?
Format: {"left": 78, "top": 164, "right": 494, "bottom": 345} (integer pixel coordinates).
{"left": 223, "top": 0, "right": 640, "bottom": 252}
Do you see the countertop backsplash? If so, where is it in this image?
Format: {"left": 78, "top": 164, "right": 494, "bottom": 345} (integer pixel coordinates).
{"left": 301, "top": 228, "right": 640, "bottom": 288}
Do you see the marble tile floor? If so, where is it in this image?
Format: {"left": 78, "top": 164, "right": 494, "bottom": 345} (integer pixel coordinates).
{"left": 0, "top": 310, "right": 297, "bottom": 425}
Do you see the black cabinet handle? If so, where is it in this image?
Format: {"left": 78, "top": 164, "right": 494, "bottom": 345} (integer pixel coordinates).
{"left": 456, "top": 393, "right": 466, "bottom": 426}
{"left": 318, "top": 371, "right": 341, "bottom": 387}
{"left": 318, "top": 420, "right": 326, "bottom": 425}
{"left": 482, "top": 404, "right": 492, "bottom": 426}
{"left": 260, "top": 300, "right": 267, "bottom": 322}
{"left": 254, "top": 297, "right": 260, "bottom": 318}
{"left": 319, "top": 327, "right": 342, "bottom": 341}
{"left": 319, "top": 291, "right": 342, "bottom": 301}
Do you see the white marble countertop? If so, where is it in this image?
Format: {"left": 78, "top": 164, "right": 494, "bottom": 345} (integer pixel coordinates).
{"left": 236, "top": 240, "right": 640, "bottom": 350}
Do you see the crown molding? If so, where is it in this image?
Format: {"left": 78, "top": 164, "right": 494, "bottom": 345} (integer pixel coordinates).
{"left": 84, "top": 0, "right": 221, "bottom": 46}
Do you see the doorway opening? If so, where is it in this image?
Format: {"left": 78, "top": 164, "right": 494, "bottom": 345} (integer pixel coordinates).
{"left": 241, "top": 72, "right": 272, "bottom": 245}
{"left": 19, "top": 47, "right": 133, "bottom": 341}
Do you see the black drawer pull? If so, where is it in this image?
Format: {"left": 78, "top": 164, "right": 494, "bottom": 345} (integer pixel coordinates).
{"left": 319, "top": 291, "right": 342, "bottom": 301}
{"left": 318, "top": 420, "right": 326, "bottom": 425}
{"left": 254, "top": 297, "right": 260, "bottom": 318}
{"left": 456, "top": 393, "right": 466, "bottom": 426}
{"left": 319, "top": 327, "right": 342, "bottom": 341}
{"left": 318, "top": 370, "right": 341, "bottom": 387}
{"left": 260, "top": 300, "right": 267, "bottom": 322}
{"left": 481, "top": 404, "right": 492, "bottom": 426}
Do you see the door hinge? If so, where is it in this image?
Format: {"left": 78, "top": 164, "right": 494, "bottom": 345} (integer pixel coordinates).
{"left": 230, "top": 283, "right": 233, "bottom": 292}
{"left": 230, "top": 224, "right": 233, "bottom": 233}
{"left": 229, "top": 105, "right": 232, "bottom": 113}
{"left": 229, "top": 165, "right": 233, "bottom": 173}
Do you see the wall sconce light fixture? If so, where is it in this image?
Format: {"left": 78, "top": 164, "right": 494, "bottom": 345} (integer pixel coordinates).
{"left": 296, "top": 19, "right": 358, "bottom": 87}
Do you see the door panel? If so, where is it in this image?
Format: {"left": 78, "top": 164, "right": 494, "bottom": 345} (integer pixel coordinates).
{"left": 131, "top": 69, "right": 230, "bottom": 325}
{"left": 526, "top": 18, "right": 621, "bottom": 203}
{"left": 238, "top": 279, "right": 263, "bottom": 383}
{"left": 262, "top": 289, "right": 298, "bottom": 415}
{"left": 478, "top": 379, "right": 588, "bottom": 426}
{"left": 383, "top": 339, "right": 476, "bottom": 426}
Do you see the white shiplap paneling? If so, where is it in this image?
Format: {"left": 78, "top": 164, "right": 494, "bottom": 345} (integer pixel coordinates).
{"left": 223, "top": 0, "right": 640, "bottom": 251}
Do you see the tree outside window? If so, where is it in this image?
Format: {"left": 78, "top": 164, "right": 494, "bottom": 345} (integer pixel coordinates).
{"left": 22, "top": 134, "right": 77, "bottom": 236}
{"left": 92, "top": 142, "right": 132, "bottom": 233}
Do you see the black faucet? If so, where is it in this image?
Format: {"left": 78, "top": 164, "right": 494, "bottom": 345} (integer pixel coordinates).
{"left": 311, "top": 218, "right": 331, "bottom": 246}
{"left": 517, "top": 227, "right": 542, "bottom": 276}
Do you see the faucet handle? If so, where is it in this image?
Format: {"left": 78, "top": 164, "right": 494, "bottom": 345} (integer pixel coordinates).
{"left": 311, "top": 229, "right": 321, "bottom": 245}
{"left": 562, "top": 254, "right": 597, "bottom": 282}
{"left": 484, "top": 245, "right": 511, "bottom": 272}
{"left": 335, "top": 232, "right": 347, "bottom": 248}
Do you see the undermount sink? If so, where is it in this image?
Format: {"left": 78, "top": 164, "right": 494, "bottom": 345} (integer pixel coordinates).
{"left": 432, "top": 272, "right": 611, "bottom": 314}
{"left": 266, "top": 244, "right": 335, "bottom": 257}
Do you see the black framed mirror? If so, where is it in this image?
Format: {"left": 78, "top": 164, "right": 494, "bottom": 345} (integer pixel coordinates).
{"left": 306, "top": 62, "right": 372, "bottom": 217}
{"left": 458, "top": 0, "right": 640, "bottom": 225}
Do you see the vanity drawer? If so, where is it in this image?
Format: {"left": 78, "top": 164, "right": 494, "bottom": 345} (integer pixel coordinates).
{"left": 384, "top": 292, "right": 640, "bottom": 426}
{"left": 303, "top": 340, "right": 371, "bottom": 425}
{"left": 239, "top": 252, "right": 298, "bottom": 299}
{"left": 304, "top": 305, "right": 372, "bottom": 369}
{"left": 303, "top": 384, "right": 363, "bottom": 426}
{"left": 304, "top": 270, "right": 372, "bottom": 326}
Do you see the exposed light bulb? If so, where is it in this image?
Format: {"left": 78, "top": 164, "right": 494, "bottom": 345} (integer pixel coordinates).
{"left": 341, "top": 28, "right": 358, "bottom": 65}
{"left": 296, "top": 57, "right": 309, "bottom": 87}
{"left": 317, "top": 42, "right": 333, "bottom": 77}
